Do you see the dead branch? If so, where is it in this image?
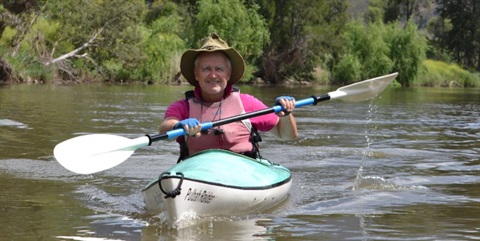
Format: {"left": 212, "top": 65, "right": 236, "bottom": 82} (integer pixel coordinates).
{"left": 45, "top": 27, "right": 104, "bottom": 66}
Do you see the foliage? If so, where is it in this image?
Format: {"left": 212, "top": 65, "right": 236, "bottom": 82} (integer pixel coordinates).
{"left": 3, "top": 48, "right": 53, "bottom": 83}
{"left": 426, "top": 16, "right": 452, "bottom": 62}
{"left": 0, "top": 13, "right": 58, "bottom": 83}
{"left": 192, "top": 0, "right": 269, "bottom": 81}
{"left": 420, "top": 59, "right": 480, "bottom": 87}
{"left": 40, "top": 0, "right": 146, "bottom": 82}
{"left": 434, "top": 0, "right": 480, "bottom": 71}
{"left": 0, "top": 0, "right": 478, "bottom": 87}
{"left": 259, "top": 0, "right": 348, "bottom": 84}
{"left": 383, "top": 0, "right": 433, "bottom": 26}
{"left": 332, "top": 20, "right": 427, "bottom": 87}
{"left": 384, "top": 21, "right": 428, "bottom": 86}
{"left": 138, "top": 2, "right": 186, "bottom": 83}
{"left": 331, "top": 54, "right": 361, "bottom": 84}
{"left": 364, "top": 0, "right": 385, "bottom": 24}
{"left": 333, "top": 21, "right": 392, "bottom": 84}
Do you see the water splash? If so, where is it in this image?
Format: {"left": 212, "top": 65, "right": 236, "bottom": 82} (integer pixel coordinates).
{"left": 353, "top": 100, "right": 380, "bottom": 191}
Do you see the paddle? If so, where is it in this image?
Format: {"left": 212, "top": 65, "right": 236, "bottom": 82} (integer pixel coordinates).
{"left": 54, "top": 72, "right": 398, "bottom": 174}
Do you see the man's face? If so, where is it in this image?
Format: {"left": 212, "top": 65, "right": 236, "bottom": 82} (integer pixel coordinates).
{"left": 194, "top": 51, "right": 232, "bottom": 101}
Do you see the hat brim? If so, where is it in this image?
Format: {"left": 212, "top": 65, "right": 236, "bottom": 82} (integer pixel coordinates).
{"left": 180, "top": 48, "right": 245, "bottom": 86}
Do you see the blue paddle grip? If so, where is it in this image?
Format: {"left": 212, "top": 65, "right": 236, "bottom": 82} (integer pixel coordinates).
{"left": 201, "top": 122, "right": 213, "bottom": 130}
{"left": 166, "top": 128, "right": 186, "bottom": 138}
{"left": 273, "top": 97, "right": 315, "bottom": 113}
{"left": 295, "top": 97, "right": 316, "bottom": 107}
{"left": 166, "top": 122, "right": 214, "bottom": 139}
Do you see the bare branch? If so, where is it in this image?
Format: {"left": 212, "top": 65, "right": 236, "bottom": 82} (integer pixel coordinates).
{"left": 45, "top": 27, "right": 104, "bottom": 66}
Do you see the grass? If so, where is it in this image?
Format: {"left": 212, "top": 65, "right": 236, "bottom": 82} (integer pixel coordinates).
{"left": 418, "top": 59, "right": 480, "bottom": 88}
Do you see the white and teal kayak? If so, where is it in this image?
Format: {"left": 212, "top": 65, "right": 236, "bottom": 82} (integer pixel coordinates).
{"left": 142, "top": 149, "right": 292, "bottom": 222}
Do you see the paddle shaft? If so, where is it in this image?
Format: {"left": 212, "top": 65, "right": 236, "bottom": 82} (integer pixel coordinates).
{"left": 146, "top": 94, "right": 330, "bottom": 143}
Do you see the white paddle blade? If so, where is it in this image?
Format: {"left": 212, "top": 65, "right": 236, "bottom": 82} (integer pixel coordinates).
{"left": 53, "top": 134, "right": 150, "bottom": 174}
{"left": 328, "top": 72, "right": 398, "bottom": 102}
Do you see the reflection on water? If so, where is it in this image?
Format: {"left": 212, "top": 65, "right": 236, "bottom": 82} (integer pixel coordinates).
{"left": 141, "top": 218, "right": 272, "bottom": 241}
{"left": 0, "top": 84, "right": 479, "bottom": 240}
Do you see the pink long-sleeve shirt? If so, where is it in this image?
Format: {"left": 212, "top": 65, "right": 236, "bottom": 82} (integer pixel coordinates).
{"left": 163, "top": 86, "right": 279, "bottom": 139}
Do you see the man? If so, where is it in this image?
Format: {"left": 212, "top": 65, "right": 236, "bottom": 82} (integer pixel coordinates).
{"left": 160, "top": 33, "right": 297, "bottom": 160}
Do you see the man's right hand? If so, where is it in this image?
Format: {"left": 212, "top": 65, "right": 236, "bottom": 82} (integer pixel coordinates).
{"left": 173, "top": 118, "right": 202, "bottom": 136}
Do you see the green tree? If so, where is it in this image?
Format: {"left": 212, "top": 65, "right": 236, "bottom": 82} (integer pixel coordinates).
{"left": 42, "top": 0, "right": 146, "bottom": 81}
{"left": 138, "top": 1, "right": 186, "bottom": 83}
{"left": 333, "top": 21, "right": 392, "bottom": 84}
{"left": 384, "top": 0, "right": 433, "bottom": 25}
{"left": 435, "top": 0, "right": 480, "bottom": 71}
{"left": 333, "top": 20, "right": 427, "bottom": 86}
{"left": 384, "top": 20, "right": 428, "bottom": 86}
{"left": 0, "top": 0, "right": 40, "bottom": 37}
{"left": 1, "top": 1, "right": 56, "bottom": 82}
{"left": 258, "top": 0, "right": 348, "bottom": 84}
{"left": 364, "top": 0, "right": 385, "bottom": 24}
{"left": 426, "top": 15, "right": 452, "bottom": 61}
{"left": 191, "top": 0, "right": 269, "bottom": 81}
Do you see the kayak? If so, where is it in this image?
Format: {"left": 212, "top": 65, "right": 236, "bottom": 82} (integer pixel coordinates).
{"left": 142, "top": 149, "right": 291, "bottom": 223}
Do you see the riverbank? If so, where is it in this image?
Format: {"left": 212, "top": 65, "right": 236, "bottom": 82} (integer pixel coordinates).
{"left": 1, "top": 58, "right": 479, "bottom": 88}
{"left": 310, "top": 60, "right": 480, "bottom": 88}
{"left": 416, "top": 60, "right": 480, "bottom": 88}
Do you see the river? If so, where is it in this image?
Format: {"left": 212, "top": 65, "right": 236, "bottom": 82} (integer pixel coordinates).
{"left": 0, "top": 82, "right": 479, "bottom": 240}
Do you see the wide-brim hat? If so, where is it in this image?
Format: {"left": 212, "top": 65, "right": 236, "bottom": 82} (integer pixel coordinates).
{"left": 180, "top": 33, "right": 245, "bottom": 86}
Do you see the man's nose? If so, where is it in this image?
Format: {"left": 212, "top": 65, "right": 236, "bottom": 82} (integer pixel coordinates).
{"left": 208, "top": 70, "right": 218, "bottom": 78}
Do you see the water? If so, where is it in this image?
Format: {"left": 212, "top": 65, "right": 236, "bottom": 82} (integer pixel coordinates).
{"left": 0, "top": 83, "right": 479, "bottom": 240}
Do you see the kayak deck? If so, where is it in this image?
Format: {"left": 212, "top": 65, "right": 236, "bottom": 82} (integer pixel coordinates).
{"left": 144, "top": 149, "right": 291, "bottom": 190}
{"left": 142, "top": 149, "right": 291, "bottom": 222}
